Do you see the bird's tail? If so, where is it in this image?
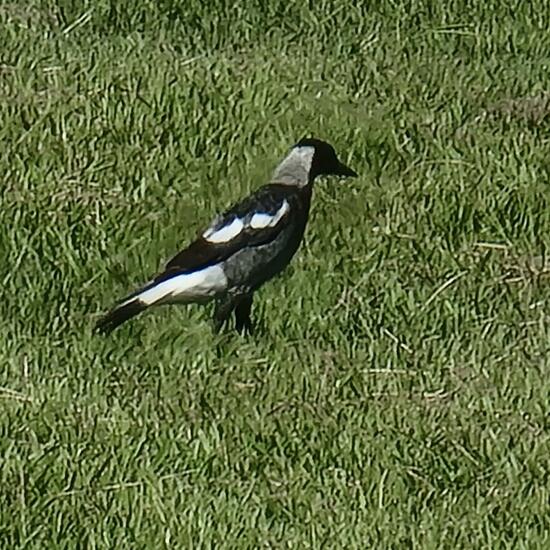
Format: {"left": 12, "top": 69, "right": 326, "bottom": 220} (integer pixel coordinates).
{"left": 95, "top": 297, "right": 149, "bottom": 334}
{"left": 95, "top": 266, "right": 226, "bottom": 334}
{"left": 95, "top": 270, "right": 196, "bottom": 334}
{"left": 95, "top": 277, "right": 165, "bottom": 334}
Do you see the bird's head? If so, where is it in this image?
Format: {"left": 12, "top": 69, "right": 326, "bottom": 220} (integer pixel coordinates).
{"left": 272, "top": 137, "right": 357, "bottom": 186}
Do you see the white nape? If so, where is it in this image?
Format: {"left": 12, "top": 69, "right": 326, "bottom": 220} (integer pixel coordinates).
{"left": 132, "top": 265, "right": 228, "bottom": 306}
{"left": 203, "top": 217, "right": 244, "bottom": 243}
{"left": 249, "top": 200, "right": 290, "bottom": 229}
{"left": 271, "top": 146, "right": 315, "bottom": 187}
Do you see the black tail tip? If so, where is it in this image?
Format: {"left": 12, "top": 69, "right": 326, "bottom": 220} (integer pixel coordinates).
{"left": 95, "top": 300, "right": 147, "bottom": 335}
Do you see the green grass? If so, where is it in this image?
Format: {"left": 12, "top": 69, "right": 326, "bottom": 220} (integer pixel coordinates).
{"left": 1, "top": 1, "right": 550, "bottom": 547}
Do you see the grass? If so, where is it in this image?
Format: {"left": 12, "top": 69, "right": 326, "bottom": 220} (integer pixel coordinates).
{"left": 1, "top": 0, "right": 550, "bottom": 547}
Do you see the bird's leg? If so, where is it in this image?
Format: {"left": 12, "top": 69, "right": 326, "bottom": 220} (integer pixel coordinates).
{"left": 234, "top": 294, "right": 254, "bottom": 335}
{"left": 213, "top": 296, "right": 238, "bottom": 333}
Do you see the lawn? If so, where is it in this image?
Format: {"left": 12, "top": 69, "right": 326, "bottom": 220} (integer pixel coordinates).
{"left": 1, "top": 1, "right": 549, "bottom": 547}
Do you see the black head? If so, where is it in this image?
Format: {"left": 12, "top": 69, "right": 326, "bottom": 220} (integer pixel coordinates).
{"left": 293, "top": 137, "right": 357, "bottom": 180}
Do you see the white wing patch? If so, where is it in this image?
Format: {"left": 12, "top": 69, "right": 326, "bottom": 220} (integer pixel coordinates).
{"left": 203, "top": 217, "right": 244, "bottom": 243}
{"left": 203, "top": 200, "right": 289, "bottom": 242}
{"left": 131, "top": 265, "right": 228, "bottom": 306}
{"left": 249, "top": 200, "right": 290, "bottom": 229}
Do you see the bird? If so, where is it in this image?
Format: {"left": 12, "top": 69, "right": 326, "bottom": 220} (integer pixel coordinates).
{"left": 95, "top": 137, "right": 357, "bottom": 335}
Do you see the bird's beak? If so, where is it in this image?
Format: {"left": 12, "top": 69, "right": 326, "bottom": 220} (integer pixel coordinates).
{"left": 335, "top": 162, "right": 358, "bottom": 177}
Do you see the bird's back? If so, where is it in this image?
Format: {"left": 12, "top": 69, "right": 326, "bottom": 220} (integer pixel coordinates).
{"left": 215, "top": 183, "right": 313, "bottom": 293}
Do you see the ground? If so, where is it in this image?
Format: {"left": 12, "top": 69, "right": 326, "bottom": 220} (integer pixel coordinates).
{"left": 1, "top": 1, "right": 549, "bottom": 547}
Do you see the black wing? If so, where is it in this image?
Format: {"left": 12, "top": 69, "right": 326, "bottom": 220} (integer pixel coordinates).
{"left": 156, "top": 184, "right": 293, "bottom": 281}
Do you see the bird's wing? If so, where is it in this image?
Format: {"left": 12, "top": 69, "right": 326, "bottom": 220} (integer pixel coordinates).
{"left": 155, "top": 184, "right": 292, "bottom": 282}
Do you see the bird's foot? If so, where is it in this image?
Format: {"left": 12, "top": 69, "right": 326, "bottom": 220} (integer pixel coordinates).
{"left": 235, "top": 295, "right": 254, "bottom": 335}
{"left": 213, "top": 298, "right": 235, "bottom": 334}
{"left": 213, "top": 294, "right": 254, "bottom": 335}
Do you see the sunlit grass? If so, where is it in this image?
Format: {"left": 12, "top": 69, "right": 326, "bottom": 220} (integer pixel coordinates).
{"left": 1, "top": 1, "right": 550, "bottom": 547}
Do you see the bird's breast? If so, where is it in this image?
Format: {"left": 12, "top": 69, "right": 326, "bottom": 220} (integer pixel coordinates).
{"left": 221, "top": 217, "right": 305, "bottom": 292}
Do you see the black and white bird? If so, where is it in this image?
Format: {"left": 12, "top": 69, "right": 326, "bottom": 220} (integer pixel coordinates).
{"left": 96, "top": 137, "right": 357, "bottom": 335}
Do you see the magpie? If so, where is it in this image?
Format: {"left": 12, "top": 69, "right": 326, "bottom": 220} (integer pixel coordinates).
{"left": 96, "top": 137, "right": 357, "bottom": 335}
